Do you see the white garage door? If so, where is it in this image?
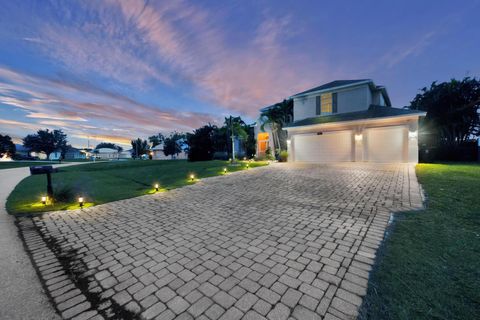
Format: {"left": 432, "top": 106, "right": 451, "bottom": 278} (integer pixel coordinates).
{"left": 366, "top": 126, "right": 405, "bottom": 162}
{"left": 294, "top": 131, "right": 352, "bottom": 162}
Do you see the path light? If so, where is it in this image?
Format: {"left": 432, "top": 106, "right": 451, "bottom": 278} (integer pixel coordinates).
{"left": 78, "top": 197, "right": 84, "bottom": 208}
{"left": 246, "top": 163, "right": 249, "bottom": 169}
{"left": 190, "top": 174, "right": 195, "bottom": 181}
{"left": 41, "top": 196, "right": 47, "bottom": 205}
{"left": 154, "top": 183, "right": 159, "bottom": 192}
{"left": 223, "top": 167, "right": 227, "bottom": 174}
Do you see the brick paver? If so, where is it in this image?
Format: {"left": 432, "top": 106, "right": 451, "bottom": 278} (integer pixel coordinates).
{"left": 18, "top": 163, "right": 423, "bottom": 319}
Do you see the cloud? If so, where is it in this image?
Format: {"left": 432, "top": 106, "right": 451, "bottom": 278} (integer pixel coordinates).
{"left": 0, "top": 66, "right": 219, "bottom": 146}
{"left": 380, "top": 31, "right": 437, "bottom": 68}
{"left": 18, "top": 1, "right": 323, "bottom": 117}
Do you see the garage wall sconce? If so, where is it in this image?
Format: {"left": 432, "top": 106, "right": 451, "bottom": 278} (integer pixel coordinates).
{"left": 408, "top": 131, "right": 418, "bottom": 139}
{"left": 354, "top": 134, "right": 363, "bottom": 141}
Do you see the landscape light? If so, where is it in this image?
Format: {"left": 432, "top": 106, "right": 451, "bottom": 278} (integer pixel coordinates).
{"left": 223, "top": 167, "right": 227, "bottom": 174}
{"left": 78, "top": 197, "right": 84, "bottom": 208}
{"left": 243, "top": 157, "right": 247, "bottom": 161}
{"left": 190, "top": 174, "right": 195, "bottom": 181}
{"left": 246, "top": 163, "right": 249, "bottom": 168}
{"left": 41, "top": 196, "right": 47, "bottom": 205}
{"left": 154, "top": 183, "right": 159, "bottom": 191}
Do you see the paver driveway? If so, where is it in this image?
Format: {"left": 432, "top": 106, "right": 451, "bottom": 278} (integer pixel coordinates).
{"left": 18, "top": 163, "right": 423, "bottom": 320}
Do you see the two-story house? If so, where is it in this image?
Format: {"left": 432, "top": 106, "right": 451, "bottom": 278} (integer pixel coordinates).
{"left": 258, "top": 79, "right": 426, "bottom": 163}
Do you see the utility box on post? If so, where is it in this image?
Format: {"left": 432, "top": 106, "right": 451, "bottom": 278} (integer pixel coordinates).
{"left": 29, "top": 165, "right": 59, "bottom": 199}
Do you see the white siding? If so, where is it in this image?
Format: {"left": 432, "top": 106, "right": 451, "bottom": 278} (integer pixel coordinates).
{"left": 293, "top": 96, "right": 317, "bottom": 121}
{"left": 337, "top": 85, "right": 370, "bottom": 113}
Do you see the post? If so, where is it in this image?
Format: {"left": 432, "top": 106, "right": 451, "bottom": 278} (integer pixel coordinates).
{"left": 46, "top": 172, "right": 53, "bottom": 199}
{"left": 230, "top": 116, "right": 235, "bottom": 161}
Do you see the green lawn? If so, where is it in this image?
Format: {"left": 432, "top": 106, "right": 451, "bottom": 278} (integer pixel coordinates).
{"left": 0, "top": 161, "right": 59, "bottom": 169}
{"left": 7, "top": 160, "right": 268, "bottom": 215}
{"left": 360, "top": 163, "right": 480, "bottom": 320}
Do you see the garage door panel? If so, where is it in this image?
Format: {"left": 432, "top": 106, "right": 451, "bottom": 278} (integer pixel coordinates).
{"left": 367, "top": 126, "right": 405, "bottom": 162}
{"left": 294, "top": 131, "right": 352, "bottom": 162}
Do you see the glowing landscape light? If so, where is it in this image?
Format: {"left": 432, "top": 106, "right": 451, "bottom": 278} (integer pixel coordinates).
{"left": 154, "top": 183, "right": 159, "bottom": 191}
{"left": 41, "top": 196, "right": 47, "bottom": 205}
{"left": 78, "top": 197, "right": 84, "bottom": 208}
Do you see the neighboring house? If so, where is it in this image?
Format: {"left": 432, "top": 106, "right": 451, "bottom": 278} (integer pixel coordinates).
{"left": 151, "top": 144, "right": 187, "bottom": 160}
{"left": 14, "top": 144, "right": 30, "bottom": 158}
{"left": 119, "top": 149, "right": 132, "bottom": 159}
{"left": 258, "top": 79, "right": 426, "bottom": 163}
{"left": 94, "top": 148, "right": 119, "bottom": 159}
{"left": 30, "top": 149, "right": 62, "bottom": 160}
{"left": 64, "top": 147, "right": 87, "bottom": 160}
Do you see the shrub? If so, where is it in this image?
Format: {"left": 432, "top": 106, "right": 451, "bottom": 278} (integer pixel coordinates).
{"left": 279, "top": 150, "right": 288, "bottom": 162}
{"left": 265, "top": 147, "right": 275, "bottom": 161}
{"left": 53, "top": 183, "right": 75, "bottom": 203}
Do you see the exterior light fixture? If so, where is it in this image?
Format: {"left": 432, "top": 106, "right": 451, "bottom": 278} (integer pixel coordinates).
{"left": 41, "top": 196, "right": 47, "bottom": 205}
{"left": 154, "top": 183, "right": 159, "bottom": 191}
{"left": 78, "top": 197, "right": 84, "bottom": 208}
{"left": 354, "top": 134, "right": 363, "bottom": 141}
{"left": 243, "top": 157, "right": 247, "bottom": 161}
{"left": 286, "top": 139, "right": 291, "bottom": 144}
{"left": 408, "top": 131, "right": 418, "bottom": 139}
{"left": 190, "top": 174, "right": 195, "bottom": 181}
{"left": 223, "top": 167, "right": 227, "bottom": 174}
{"left": 246, "top": 163, "right": 249, "bottom": 168}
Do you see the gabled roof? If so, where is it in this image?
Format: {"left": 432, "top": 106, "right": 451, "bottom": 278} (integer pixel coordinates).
{"left": 285, "top": 105, "right": 426, "bottom": 128}
{"left": 291, "top": 79, "right": 371, "bottom": 98}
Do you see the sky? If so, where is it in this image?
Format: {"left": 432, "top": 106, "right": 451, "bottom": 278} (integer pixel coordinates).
{"left": 0, "top": 0, "right": 479, "bottom": 148}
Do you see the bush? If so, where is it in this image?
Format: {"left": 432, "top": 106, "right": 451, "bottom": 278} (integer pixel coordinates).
{"left": 53, "top": 183, "right": 75, "bottom": 203}
{"left": 265, "top": 147, "right": 275, "bottom": 161}
{"left": 279, "top": 150, "right": 288, "bottom": 162}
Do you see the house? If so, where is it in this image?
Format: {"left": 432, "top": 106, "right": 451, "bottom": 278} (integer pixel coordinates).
{"left": 64, "top": 147, "right": 87, "bottom": 160}
{"left": 257, "top": 79, "right": 426, "bottom": 163}
{"left": 94, "top": 147, "right": 119, "bottom": 159}
{"left": 151, "top": 144, "right": 187, "bottom": 160}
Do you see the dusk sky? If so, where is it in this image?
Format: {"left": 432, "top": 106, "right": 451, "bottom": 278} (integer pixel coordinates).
{"left": 1, "top": 0, "right": 479, "bottom": 148}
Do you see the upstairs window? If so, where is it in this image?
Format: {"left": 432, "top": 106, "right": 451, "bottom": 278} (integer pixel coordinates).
{"left": 316, "top": 92, "right": 337, "bottom": 115}
{"left": 321, "top": 93, "right": 333, "bottom": 113}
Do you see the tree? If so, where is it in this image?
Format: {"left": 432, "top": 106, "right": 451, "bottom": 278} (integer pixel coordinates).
{"left": 23, "top": 129, "right": 67, "bottom": 160}
{"left": 148, "top": 133, "right": 165, "bottom": 147}
{"left": 186, "top": 125, "right": 216, "bottom": 161}
{"left": 95, "top": 142, "right": 123, "bottom": 152}
{"left": 260, "top": 99, "right": 293, "bottom": 152}
{"left": 409, "top": 78, "right": 480, "bottom": 147}
{"left": 130, "top": 138, "right": 149, "bottom": 158}
{"left": 163, "top": 132, "right": 185, "bottom": 158}
{"left": 225, "top": 116, "right": 248, "bottom": 159}
{"left": 0, "top": 134, "right": 16, "bottom": 158}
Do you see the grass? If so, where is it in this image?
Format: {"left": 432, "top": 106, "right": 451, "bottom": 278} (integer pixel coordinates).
{"left": 360, "top": 163, "right": 480, "bottom": 320}
{"left": 7, "top": 159, "right": 268, "bottom": 215}
{"left": 0, "top": 161, "right": 59, "bottom": 169}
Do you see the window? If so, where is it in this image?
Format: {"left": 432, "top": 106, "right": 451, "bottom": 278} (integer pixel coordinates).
{"left": 321, "top": 93, "right": 332, "bottom": 113}
{"left": 316, "top": 92, "right": 338, "bottom": 115}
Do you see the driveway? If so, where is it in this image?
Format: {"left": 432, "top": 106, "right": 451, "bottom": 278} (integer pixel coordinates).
{"left": 18, "top": 163, "right": 423, "bottom": 320}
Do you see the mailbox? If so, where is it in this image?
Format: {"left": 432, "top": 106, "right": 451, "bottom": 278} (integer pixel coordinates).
{"left": 29, "top": 165, "right": 58, "bottom": 175}
{"left": 29, "top": 165, "right": 58, "bottom": 198}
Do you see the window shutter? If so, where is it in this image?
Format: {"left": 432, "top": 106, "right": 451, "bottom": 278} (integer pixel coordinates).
{"left": 332, "top": 93, "right": 338, "bottom": 113}
{"left": 316, "top": 96, "right": 321, "bottom": 115}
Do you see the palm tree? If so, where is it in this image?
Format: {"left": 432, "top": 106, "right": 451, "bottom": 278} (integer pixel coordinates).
{"left": 260, "top": 99, "right": 293, "bottom": 152}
